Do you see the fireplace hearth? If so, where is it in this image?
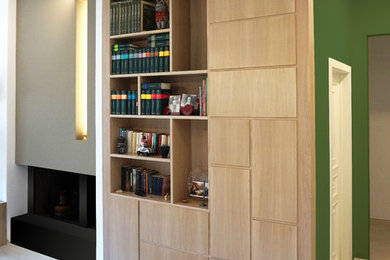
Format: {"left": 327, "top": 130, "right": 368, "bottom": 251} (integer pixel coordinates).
{"left": 11, "top": 167, "right": 96, "bottom": 260}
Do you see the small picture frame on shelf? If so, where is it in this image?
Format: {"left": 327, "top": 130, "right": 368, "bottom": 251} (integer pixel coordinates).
{"left": 180, "top": 94, "right": 198, "bottom": 116}
{"left": 169, "top": 95, "right": 181, "bottom": 115}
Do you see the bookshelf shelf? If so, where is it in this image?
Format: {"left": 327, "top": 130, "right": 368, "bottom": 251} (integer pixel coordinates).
{"left": 110, "top": 69, "right": 208, "bottom": 78}
{"left": 110, "top": 115, "right": 208, "bottom": 120}
{"left": 111, "top": 191, "right": 170, "bottom": 204}
{"left": 110, "top": 28, "right": 170, "bottom": 40}
{"left": 173, "top": 198, "right": 209, "bottom": 212}
{"left": 110, "top": 153, "right": 171, "bottom": 163}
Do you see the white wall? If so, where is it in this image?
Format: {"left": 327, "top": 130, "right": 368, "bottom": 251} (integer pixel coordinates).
{"left": 95, "top": 0, "right": 103, "bottom": 258}
{"left": 369, "top": 35, "right": 390, "bottom": 221}
{"left": 0, "top": 0, "right": 28, "bottom": 240}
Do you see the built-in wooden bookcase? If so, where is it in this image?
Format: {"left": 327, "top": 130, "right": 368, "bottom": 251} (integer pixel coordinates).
{"left": 107, "top": 0, "right": 209, "bottom": 212}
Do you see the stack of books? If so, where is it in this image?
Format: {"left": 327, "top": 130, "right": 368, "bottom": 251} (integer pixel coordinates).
{"left": 119, "top": 128, "right": 170, "bottom": 155}
{"left": 112, "top": 43, "right": 170, "bottom": 74}
{"left": 110, "top": 0, "right": 156, "bottom": 35}
{"left": 141, "top": 83, "right": 171, "bottom": 115}
{"left": 121, "top": 165, "right": 170, "bottom": 197}
{"left": 111, "top": 90, "right": 138, "bottom": 115}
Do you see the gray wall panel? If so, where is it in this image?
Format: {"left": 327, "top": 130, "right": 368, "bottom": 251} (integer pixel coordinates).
{"left": 16, "top": 0, "right": 95, "bottom": 175}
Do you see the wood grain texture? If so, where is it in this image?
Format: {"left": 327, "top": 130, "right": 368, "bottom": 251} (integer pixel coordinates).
{"left": 252, "top": 220, "right": 297, "bottom": 260}
{"left": 108, "top": 196, "right": 138, "bottom": 260}
{"left": 0, "top": 202, "right": 6, "bottom": 246}
{"left": 251, "top": 120, "right": 298, "bottom": 223}
{"left": 209, "top": 68, "right": 297, "bottom": 117}
{"left": 209, "top": 118, "right": 250, "bottom": 167}
{"left": 209, "top": 14, "right": 296, "bottom": 70}
{"left": 208, "top": 0, "right": 295, "bottom": 23}
{"left": 171, "top": 0, "right": 190, "bottom": 71}
{"left": 190, "top": 0, "right": 207, "bottom": 70}
{"left": 210, "top": 167, "right": 250, "bottom": 260}
{"left": 140, "top": 201, "right": 209, "bottom": 255}
{"left": 296, "top": 0, "right": 316, "bottom": 259}
{"left": 140, "top": 242, "right": 208, "bottom": 260}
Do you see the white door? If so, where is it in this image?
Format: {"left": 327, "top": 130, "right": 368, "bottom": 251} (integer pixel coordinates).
{"left": 329, "top": 58, "right": 352, "bottom": 260}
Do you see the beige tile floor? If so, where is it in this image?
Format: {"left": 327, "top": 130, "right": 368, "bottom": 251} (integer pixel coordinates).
{"left": 0, "top": 243, "right": 55, "bottom": 260}
{"left": 371, "top": 218, "right": 390, "bottom": 260}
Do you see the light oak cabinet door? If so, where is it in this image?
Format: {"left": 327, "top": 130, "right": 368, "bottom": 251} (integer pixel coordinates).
{"left": 208, "top": 0, "right": 295, "bottom": 23}
{"left": 209, "top": 118, "right": 250, "bottom": 167}
{"left": 210, "top": 166, "right": 250, "bottom": 260}
{"left": 209, "top": 14, "right": 296, "bottom": 70}
{"left": 109, "top": 196, "right": 138, "bottom": 260}
{"left": 251, "top": 120, "right": 298, "bottom": 223}
{"left": 209, "top": 68, "right": 297, "bottom": 117}
{"left": 140, "top": 242, "right": 208, "bottom": 260}
{"left": 139, "top": 201, "right": 209, "bottom": 255}
{"left": 252, "top": 220, "right": 297, "bottom": 260}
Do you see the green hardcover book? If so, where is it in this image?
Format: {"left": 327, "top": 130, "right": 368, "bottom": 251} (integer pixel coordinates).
{"left": 129, "top": 49, "right": 135, "bottom": 74}
{"left": 135, "top": 0, "right": 140, "bottom": 32}
{"left": 111, "top": 90, "right": 115, "bottom": 114}
{"left": 164, "top": 47, "right": 169, "bottom": 72}
{"left": 145, "top": 48, "right": 151, "bottom": 73}
{"left": 138, "top": 48, "right": 144, "bottom": 73}
{"left": 155, "top": 89, "right": 162, "bottom": 115}
{"left": 141, "top": 90, "right": 146, "bottom": 115}
{"left": 145, "top": 89, "right": 151, "bottom": 115}
{"left": 121, "top": 48, "right": 129, "bottom": 74}
{"left": 148, "top": 39, "right": 169, "bottom": 48}
{"left": 110, "top": 3, "right": 113, "bottom": 35}
{"left": 127, "top": 90, "right": 133, "bottom": 115}
{"left": 151, "top": 89, "right": 156, "bottom": 115}
{"left": 149, "top": 48, "right": 155, "bottom": 73}
{"left": 119, "top": 2, "right": 123, "bottom": 34}
{"left": 133, "top": 49, "right": 139, "bottom": 73}
{"left": 111, "top": 46, "right": 116, "bottom": 74}
{"left": 127, "top": 1, "right": 133, "bottom": 33}
{"left": 153, "top": 48, "right": 159, "bottom": 72}
{"left": 112, "top": 3, "right": 116, "bottom": 35}
{"left": 115, "top": 90, "right": 121, "bottom": 114}
{"left": 141, "top": 83, "right": 171, "bottom": 90}
{"left": 135, "top": 90, "right": 138, "bottom": 114}
{"left": 131, "top": 90, "right": 137, "bottom": 115}
{"left": 131, "top": 1, "right": 136, "bottom": 33}
{"left": 120, "top": 90, "right": 127, "bottom": 114}
{"left": 158, "top": 47, "right": 164, "bottom": 72}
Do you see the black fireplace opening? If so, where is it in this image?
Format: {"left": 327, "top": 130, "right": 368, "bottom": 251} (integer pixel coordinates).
{"left": 29, "top": 167, "right": 96, "bottom": 228}
{"left": 11, "top": 166, "right": 96, "bottom": 260}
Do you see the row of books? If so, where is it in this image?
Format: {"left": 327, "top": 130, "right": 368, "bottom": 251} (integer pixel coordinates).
{"left": 112, "top": 44, "right": 170, "bottom": 74}
{"left": 111, "top": 90, "right": 138, "bottom": 115}
{"left": 121, "top": 165, "right": 170, "bottom": 197}
{"left": 148, "top": 33, "right": 169, "bottom": 48}
{"left": 141, "top": 83, "right": 171, "bottom": 115}
{"left": 199, "top": 79, "right": 208, "bottom": 116}
{"left": 119, "top": 128, "right": 170, "bottom": 155}
{"left": 110, "top": 0, "right": 156, "bottom": 35}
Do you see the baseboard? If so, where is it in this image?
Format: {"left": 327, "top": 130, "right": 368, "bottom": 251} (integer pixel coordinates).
{"left": 354, "top": 258, "right": 368, "bottom": 260}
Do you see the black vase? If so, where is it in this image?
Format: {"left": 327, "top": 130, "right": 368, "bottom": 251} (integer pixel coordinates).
{"left": 160, "top": 146, "right": 170, "bottom": 158}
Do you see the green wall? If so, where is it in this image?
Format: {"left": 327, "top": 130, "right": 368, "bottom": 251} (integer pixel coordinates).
{"left": 314, "top": 0, "right": 390, "bottom": 259}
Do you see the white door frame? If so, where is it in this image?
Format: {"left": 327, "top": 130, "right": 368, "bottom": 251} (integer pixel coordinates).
{"left": 329, "top": 58, "right": 352, "bottom": 260}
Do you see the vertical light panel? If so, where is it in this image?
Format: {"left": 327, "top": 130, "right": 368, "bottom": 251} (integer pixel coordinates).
{"left": 75, "top": 0, "right": 88, "bottom": 140}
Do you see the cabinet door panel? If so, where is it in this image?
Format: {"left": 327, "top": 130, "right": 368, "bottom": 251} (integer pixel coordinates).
{"left": 210, "top": 68, "right": 297, "bottom": 117}
{"left": 210, "top": 167, "right": 250, "bottom": 260}
{"left": 208, "top": 0, "right": 295, "bottom": 23}
{"left": 210, "top": 118, "right": 250, "bottom": 167}
{"left": 252, "top": 120, "right": 298, "bottom": 223}
{"left": 109, "top": 196, "right": 138, "bottom": 260}
{"left": 140, "top": 242, "right": 208, "bottom": 260}
{"left": 252, "top": 220, "right": 297, "bottom": 260}
{"left": 209, "top": 14, "right": 296, "bottom": 69}
{"left": 140, "top": 201, "right": 209, "bottom": 255}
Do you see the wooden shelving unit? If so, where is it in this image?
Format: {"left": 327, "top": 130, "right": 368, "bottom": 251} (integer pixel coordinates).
{"left": 107, "top": 0, "right": 208, "bottom": 210}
